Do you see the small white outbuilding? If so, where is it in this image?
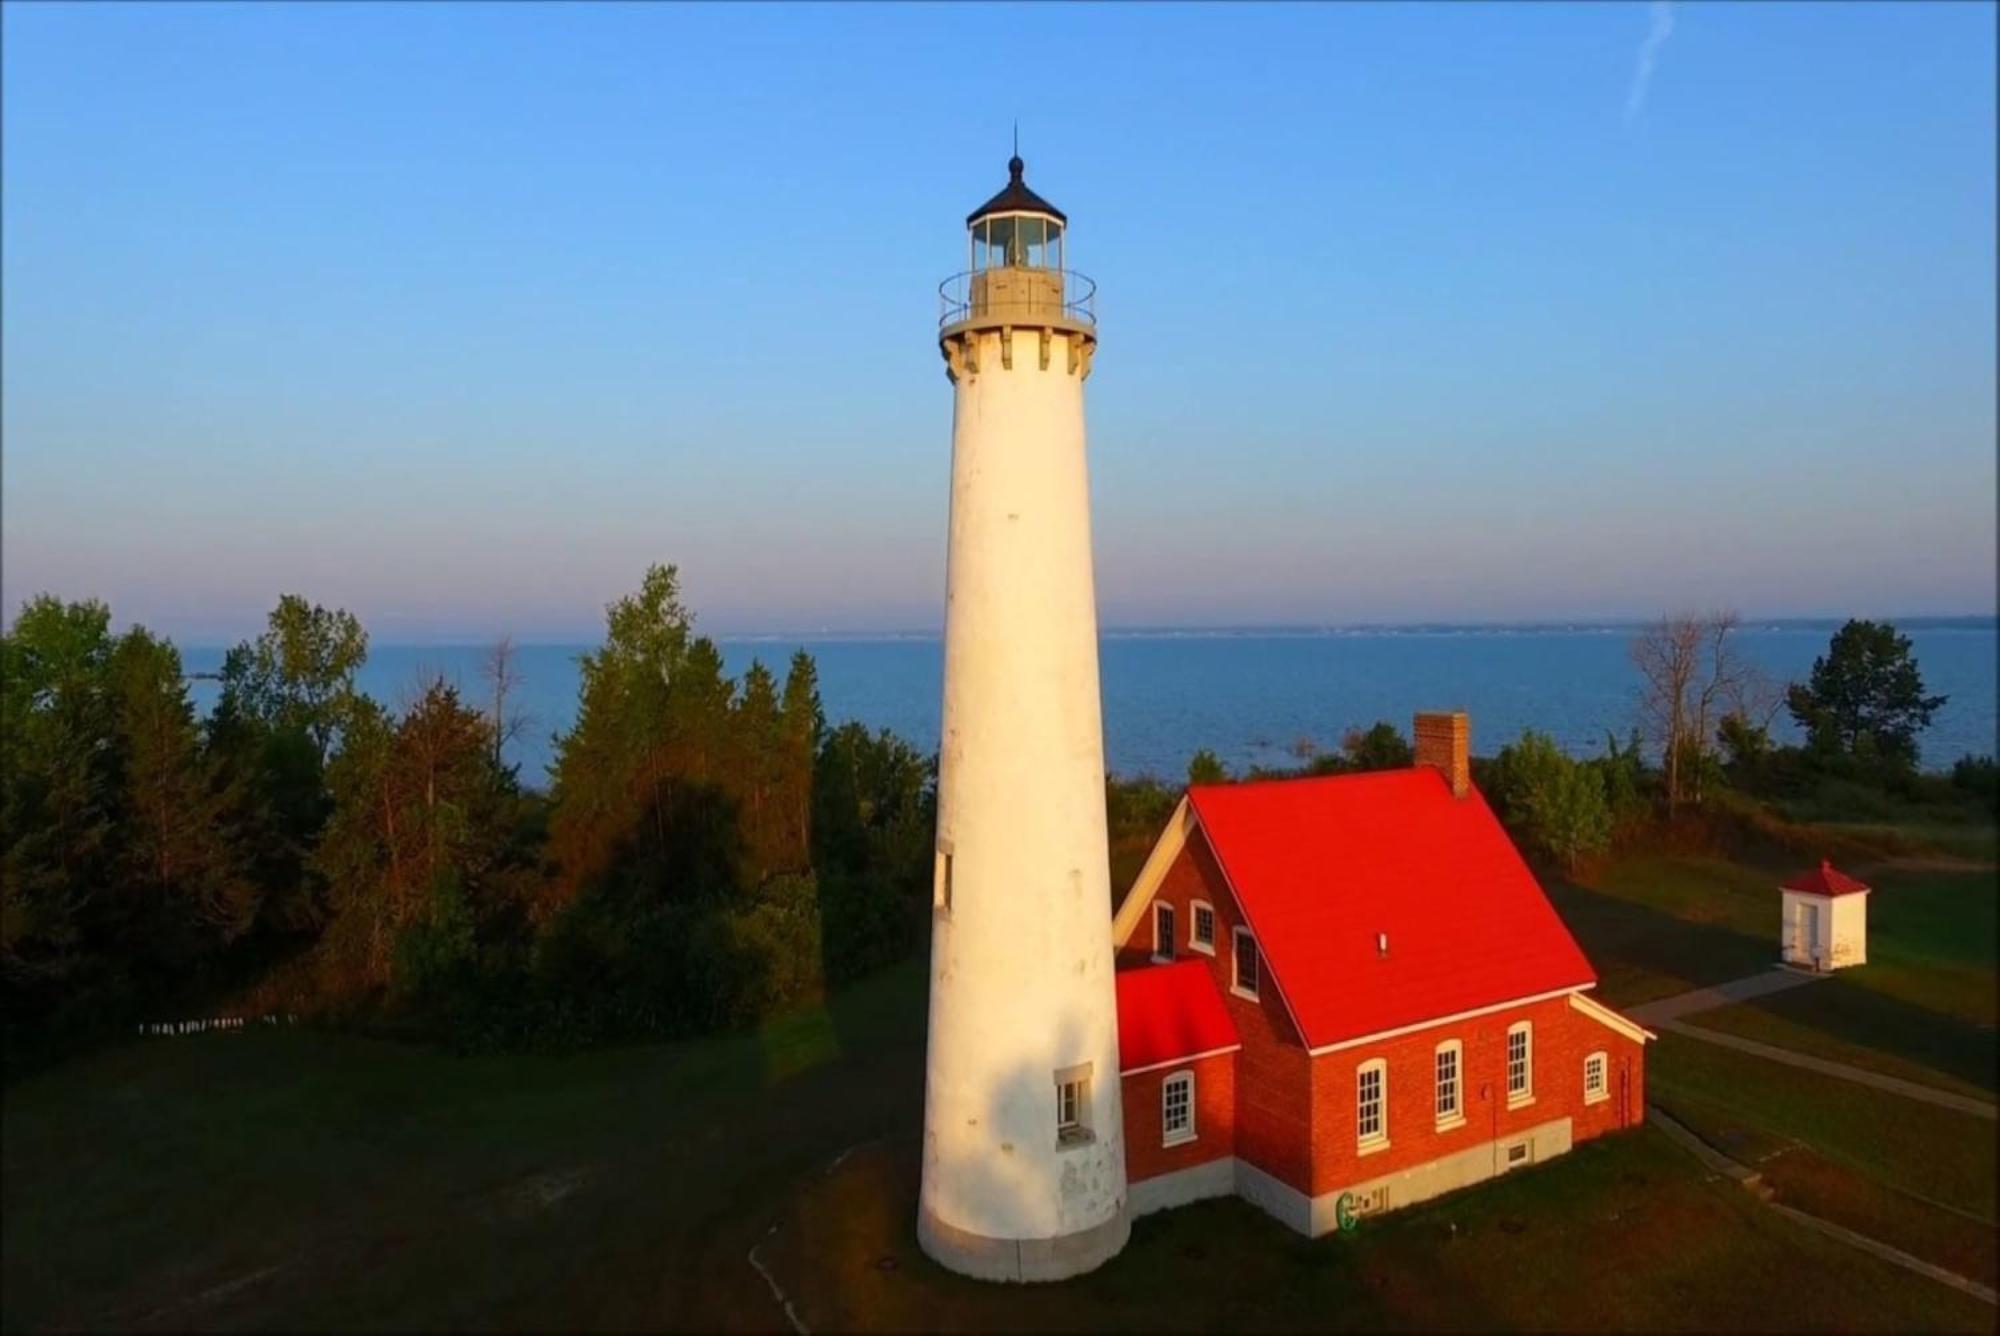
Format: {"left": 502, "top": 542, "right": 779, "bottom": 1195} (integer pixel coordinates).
{"left": 1779, "top": 860, "right": 1869, "bottom": 971}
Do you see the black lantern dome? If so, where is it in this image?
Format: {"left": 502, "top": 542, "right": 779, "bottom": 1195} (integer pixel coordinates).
{"left": 966, "top": 155, "right": 1067, "bottom": 226}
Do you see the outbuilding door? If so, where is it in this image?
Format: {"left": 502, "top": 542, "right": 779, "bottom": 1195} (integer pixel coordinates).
{"left": 1792, "top": 900, "right": 1822, "bottom": 964}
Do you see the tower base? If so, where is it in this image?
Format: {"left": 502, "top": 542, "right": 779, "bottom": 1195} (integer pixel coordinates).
{"left": 917, "top": 1202, "right": 1131, "bottom": 1283}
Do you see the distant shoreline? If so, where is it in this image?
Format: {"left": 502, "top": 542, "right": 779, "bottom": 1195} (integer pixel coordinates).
{"left": 162, "top": 613, "right": 2000, "bottom": 651}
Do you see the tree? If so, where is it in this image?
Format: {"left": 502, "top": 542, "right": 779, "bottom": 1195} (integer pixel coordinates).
{"left": 1, "top": 597, "right": 120, "bottom": 999}
{"left": 1487, "top": 730, "right": 1612, "bottom": 873}
{"left": 314, "top": 678, "right": 518, "bottom": 995}
{"left": 1186, "top": 748, "right": 1228, "bottom": 787}
{"left": 1340, "top": 722, "right": 1414, "bottom": 772}
{"left": 1632, "top": 610, "right": 1761, "bottom": 809}
{"left": 1786, "top": 619, "right": 1947, "bottom": 772}
{"left": 480, "top": 635, "right": 529, "bottom": 772}
{"left": 733, "top": 660, "right": 785, "bottom": 878}
{"left": 204, "top": 595, "right": 370, "bottom": 934}
{"left": 778, "top": 651, "right": 823, "bottom": 871}
{"left": 219, "top": 594, "right": 368, "bottom": 766}
{"left": 106, "top": 628, "right": 255, "bottom": 950}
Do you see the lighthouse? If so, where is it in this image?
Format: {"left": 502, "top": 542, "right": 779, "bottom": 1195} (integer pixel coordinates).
{"left": 917, "top": 154, "right": 1129, "bottom": 1283}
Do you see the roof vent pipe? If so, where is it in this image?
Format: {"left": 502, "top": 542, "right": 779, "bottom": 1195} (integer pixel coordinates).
{"left": 1377, "top": 932, "right": 1389, "bottom": 958}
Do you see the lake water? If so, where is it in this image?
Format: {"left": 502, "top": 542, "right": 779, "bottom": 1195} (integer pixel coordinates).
{"left": 181, "top": 621, "right": 1996, "bottom": 786}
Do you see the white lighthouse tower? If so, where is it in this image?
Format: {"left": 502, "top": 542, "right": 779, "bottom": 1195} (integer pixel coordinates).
{"left": 917, "top": 155, "right": 1128, "bottom": 1283}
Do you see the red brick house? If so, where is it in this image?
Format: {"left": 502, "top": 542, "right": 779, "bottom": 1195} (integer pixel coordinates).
{"left": 1109, "top": 711, "right": 1653, "bottom": 1234}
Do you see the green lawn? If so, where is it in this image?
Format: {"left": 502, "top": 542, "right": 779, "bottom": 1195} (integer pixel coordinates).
{"left": 1548, "top": 855, "right": 1780, "bottom": 1008}
{"left": 1848, "top": 865, "right": 2000, "bottom": 1025}
{"left": 1648, "top": 1034, "right": 1994, "bottom": 1220}
{"left": 1688, "top": 986, "right": 1996, "bottom": 1100}
{"left": 5, "top": 829, "right": 1992, "bottom": 1332}
{"left": 1, "top": 962, "right": 931, "bottom": 1332}
{"left": 1648, "top": 1032, "right": 1996, "bottom": 1254}
{"left": 766, "top": 1127, "right": 1992, "bottom": 1332}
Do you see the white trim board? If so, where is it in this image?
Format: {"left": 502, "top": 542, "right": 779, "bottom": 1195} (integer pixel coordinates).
{"left": 1120, "top": 1044, "right": 1243, "bottom": 1079}
{"left": 1307, "top": 985, "right": 1593, "bottom": 1057}
{"left": 1569, "top": 990, "right": 1656, "bottom": 1044}
{"left": 1111, "top": 796, "right": 1192, "bottom": 948}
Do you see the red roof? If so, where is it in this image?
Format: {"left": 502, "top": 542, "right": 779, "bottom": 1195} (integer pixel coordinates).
{"left": 1782, "top": 860, "right": 1870, "bottom": 896}
{"left": 1186, "top": 769, "right": 1597, "bottom": 1050}
{"left": 1116, "top": 960, "right": 1241, "bottom": 1074}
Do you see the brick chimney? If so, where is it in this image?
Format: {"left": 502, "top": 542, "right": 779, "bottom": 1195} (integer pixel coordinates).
{"left": 1414, "top": 711, "right": 1470, "bottom": 798}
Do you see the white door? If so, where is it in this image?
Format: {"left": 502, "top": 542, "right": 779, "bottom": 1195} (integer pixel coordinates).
{"left": 1803, "top": 902, "right": 1823, "bottom": 964}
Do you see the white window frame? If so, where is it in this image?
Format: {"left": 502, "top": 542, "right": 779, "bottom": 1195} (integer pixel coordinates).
{"left": 1356, "top": 1058, "right": 1389, "bottom": 1152}
{"left": 1434, "top": 1039, "right": 1464, "bottom": 1128}
{"left": 1584, "top": 1050, "right": 1609, "bottom": 1105}
{"left": 1161, "top": 1069, "right": 1196, "bottom": 1147}
{"left": 1506, "top": 1022, "right": 1534, "bottom": 1107}
{"left": 1189, "top": 899, "right": 1216, "bottom": 956}
{"left": 1231, "top": 926, "right": 1259, "bottom": 1001}
{"left": 1153, "top": 901, "right": 1176, "bottom": 962}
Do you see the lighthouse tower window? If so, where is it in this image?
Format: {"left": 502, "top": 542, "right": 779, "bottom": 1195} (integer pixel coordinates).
{"left": 1054, "top": 1063, "right": 1095, "bottom": 1148}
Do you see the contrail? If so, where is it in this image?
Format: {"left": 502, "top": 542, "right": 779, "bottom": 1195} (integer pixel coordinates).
{"left": 1625, "top": 1, "right": 1676, "bottom": 124}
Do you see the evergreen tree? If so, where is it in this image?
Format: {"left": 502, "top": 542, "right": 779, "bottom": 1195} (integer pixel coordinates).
{"left": 779, "top": 650, "right": 823, "bottom": 869}
{"left": 1, "top": 598, "right": 120, "bottom": 1003}
{"left": 1186, "top": 748, "right": 1228, "bottom": 787}
{"left": 106, "top": 628, "right": 255, "bottom": 961}
{"left": 1786, "top": 619, "right": 1947, "bottom": 772}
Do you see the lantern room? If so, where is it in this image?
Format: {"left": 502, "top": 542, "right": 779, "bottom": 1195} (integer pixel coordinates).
{"left": 942, "top": 154, "right": 1093, "bottom": 338}
{"left": 968, "top": 156, "right": 1066, "bottom": 273}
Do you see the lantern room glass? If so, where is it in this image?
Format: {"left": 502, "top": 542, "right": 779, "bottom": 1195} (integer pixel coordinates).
{"left": 971, "top": 214, "right": 1063, "bottom": 272}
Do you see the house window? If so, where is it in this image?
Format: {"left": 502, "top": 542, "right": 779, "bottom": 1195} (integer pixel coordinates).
{"left": 1435, "top": 1040, "right": 1462, "bottom": 1125}
{"left": 1231, "top": 926, "right": 1259, "bottom": 1000}
{"left": 1584, "top": 1051, "right": 1608, "bottom": 1104}
{"left": 1190, "top": 900, "right": 1216, "bottom": 955}
{"left": 1357, "top": 1059, "right": 1387, "bottom": 1148}
{"left": 1054, "top": 1063, "right": 1093, "bottom": 1147}
{"left": 1507, "top": 1022, "right": 1533, "bottom": 1103}
{"left": 1153, "top": 902, "right": 1176, "bottom": 962}
{"left": 1162, "top": 1070, "right": 1196, "bottom": 1146}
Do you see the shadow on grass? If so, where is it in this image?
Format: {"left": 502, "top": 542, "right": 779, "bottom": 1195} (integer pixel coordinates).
{"left": 1545, "top": 877, "right": 1776, "bottom": 1005}
{"left": 1695, "top": 977, "right": 1998, "bottom": 1096}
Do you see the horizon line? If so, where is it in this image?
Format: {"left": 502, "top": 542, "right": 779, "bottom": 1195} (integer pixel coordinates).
{"left": 162, "top": 610, "right": 2000, "bottom": 650}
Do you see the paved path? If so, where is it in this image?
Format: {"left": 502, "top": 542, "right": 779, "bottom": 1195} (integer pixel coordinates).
{"left": 1658, "top": 1020, "right": 1998, "bottom": 1119}
{"left": 1629, "top": 967, "right": 1998, "bottom": 1119}
{"left": 1627, "top": 966, "right": 1825, "bottom": 1025}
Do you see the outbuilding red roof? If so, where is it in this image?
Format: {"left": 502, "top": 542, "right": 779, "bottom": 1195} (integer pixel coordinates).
{"left": 1116, "top": 959, "right": 1241, "bottom": 1074}
{"left": 1186, "top": 768, "right": 1597, "bottom": 1050}
{"left": 1782, "top": 860, "right": 1870, "bottom": 896}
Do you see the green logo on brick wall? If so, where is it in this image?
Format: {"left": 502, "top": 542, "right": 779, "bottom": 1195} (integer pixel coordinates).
{"left": 1334, "top": 1192, "right": 1359, "bottom": 1233}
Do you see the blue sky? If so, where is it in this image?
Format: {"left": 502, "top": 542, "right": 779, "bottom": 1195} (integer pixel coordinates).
{"left": 4, "top": 2, "right": 1993, "bottom": 641}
